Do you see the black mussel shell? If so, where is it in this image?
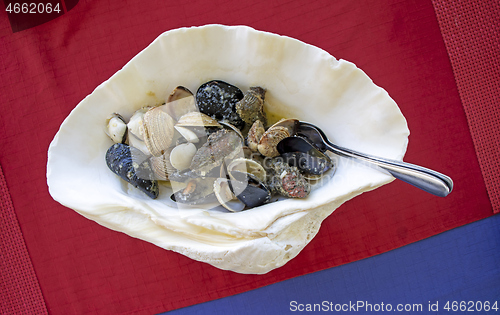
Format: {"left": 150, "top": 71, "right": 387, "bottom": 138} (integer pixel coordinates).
{"left": 280, "top": 151, "right": 332, "bottom": 175}
{"left": 105, "top": 143, "right": 159, "bottom": 199}
{"left": 277, "top": 136, "right": 333, "bottom": 175}
{"left": 229, "top": 171, "right": 271, "bottom": 208}
{"left": 196, "top": 80, "right": 245, "bottom": 129}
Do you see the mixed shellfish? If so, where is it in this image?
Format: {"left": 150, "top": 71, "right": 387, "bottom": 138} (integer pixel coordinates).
{"left": 104, "top": 81, "right": 335, "bottom": 210}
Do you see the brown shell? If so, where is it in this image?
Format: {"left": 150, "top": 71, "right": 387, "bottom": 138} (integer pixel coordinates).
{"left": 150, "top": 150, "right": 175, "bottom": 180}
{"left": 267, "top": 159, "right": 310, "bottom": 198}
{"left": 246, "top": 120, "right": 265, "bottom": 152}
{"left": 235, "top": 86, "right": 267, "bottom": 126}
{"left": 142, "top": 107, "right": 176, "bottom": 157}
{"left": 257, "top": 126, "right": 290, "bottom": 157}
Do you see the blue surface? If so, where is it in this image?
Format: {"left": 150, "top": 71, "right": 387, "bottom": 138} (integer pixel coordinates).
{"left": 165, "top": 214, "right": 500, "bottom": 314}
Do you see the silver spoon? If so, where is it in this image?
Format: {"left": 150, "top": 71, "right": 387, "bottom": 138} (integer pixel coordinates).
{"left": 277, "top": 121, "right": 453, "bottom": 197}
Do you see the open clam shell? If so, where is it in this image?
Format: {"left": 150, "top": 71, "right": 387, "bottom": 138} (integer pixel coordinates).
{"left": 226, "top": 158, "right": 267, "bottom": 183}
{"left": 165, "top": 86, "right": 197, "bottom": 120}
{"left": 213, "top": 178, "right": 246, "bottom": 212}
{"left": 47, "top": 25, "right": 409, "bottom": 274}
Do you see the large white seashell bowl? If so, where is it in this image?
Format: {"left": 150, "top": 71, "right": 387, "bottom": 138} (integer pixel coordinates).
{"left": 47, "top": 24, "right": 409, "bottom": 274}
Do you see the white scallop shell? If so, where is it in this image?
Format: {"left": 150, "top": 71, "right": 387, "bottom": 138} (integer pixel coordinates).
{"left": 47, "top": 25, "right": 409, "bottom": 274}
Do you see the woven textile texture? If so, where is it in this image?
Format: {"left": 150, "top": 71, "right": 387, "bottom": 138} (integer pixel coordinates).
{"left": 0, "top": 165, "right": 48, "bottom": 314}
{"left": 0, "top": 0, "right": 495, "bottom": 313}
{"left": 432, "top": 0, "right": 500, "bottom": 213}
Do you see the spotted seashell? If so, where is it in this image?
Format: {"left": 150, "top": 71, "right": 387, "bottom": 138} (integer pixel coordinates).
{"left": 105, "top": 143, "right": 159, "bottom": 199}
{"left": 195, "top": 80, "right": 244, "bottom": 129}
{"left": 267, "top": 159, "right": 310, "bottom": 198}
{"left": 246, "top": 120, "right": 265, "bottom": 152}
{"left": 257, "top": 126, "right": 290, "bottom": 157}
{"left": 235, "top": 86, "right": 267, "bottom": 127}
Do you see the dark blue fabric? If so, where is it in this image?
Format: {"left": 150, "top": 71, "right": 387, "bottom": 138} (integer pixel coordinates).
{"left": 166, "top": 214, "right": 500, "bottom": 314}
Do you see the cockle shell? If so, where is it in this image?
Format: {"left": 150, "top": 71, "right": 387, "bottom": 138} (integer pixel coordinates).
{"left": 142, "top": 107, "right": 176, "bottom": 157}
{"left": 258, "top": 126, "right": 290, "bottom": 157}
{"left": 236, "top": 86, "right": 267, "bottom": 126}
{"left": 246, "top": 120, "right": 265, "bottom": 152}
{"left": 271, "top": 118, "right": 298, "bottom": 135}
{"left": 150, "top": 151, "right": 175, "bottom": 180}
{"left": 47, "top": 25, "right": 409, "bottom": 275}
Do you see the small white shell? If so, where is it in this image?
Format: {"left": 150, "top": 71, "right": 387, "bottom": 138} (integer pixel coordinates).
{"left": 170, "top": 142, "right": 197, "bottom": 171}
{"left": 106, "top": 113, "right": 127, "bottom": 143}
{"left": 127, "top": 106, "right": 151, "bottom": 140}
{"left": 127, "top": 132, "right": 151, "bottom": 155}
{"left": 174, "top": 126, "right": 199, "bottom": 143}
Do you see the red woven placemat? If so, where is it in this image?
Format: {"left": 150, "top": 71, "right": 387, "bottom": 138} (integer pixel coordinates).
{"left": 432, "top": 0, "right": 500, "bottom": 213}
{"left": 0, "top": 0, "right": 495, "bottom": 314}
{"left": 0, "top": 165, "right": 47, "bottom": 314}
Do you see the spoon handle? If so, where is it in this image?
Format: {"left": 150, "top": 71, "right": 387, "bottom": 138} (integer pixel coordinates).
{"left": 323, "top": 141, "right": 453, "bottom": 197}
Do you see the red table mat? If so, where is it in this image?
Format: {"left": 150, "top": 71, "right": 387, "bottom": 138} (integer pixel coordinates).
{"left": 0, "top": 0, "right": 496, "bottom": 314}
{"left": 432, "top": 0, "right": 500, "bottom": 214}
